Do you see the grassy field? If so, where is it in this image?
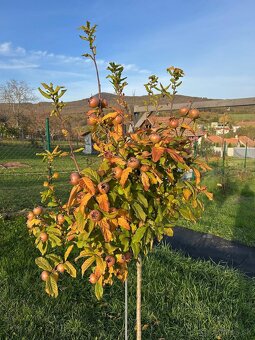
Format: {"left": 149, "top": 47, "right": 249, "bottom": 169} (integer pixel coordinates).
{"left": 182, "top": 157, "right": 255, "bottom": 246}
{"left": 229, "top": 113, "right": 255, "bottom": 122}
{"left": 0, "top": 217, "right": 255, "bottom": 340}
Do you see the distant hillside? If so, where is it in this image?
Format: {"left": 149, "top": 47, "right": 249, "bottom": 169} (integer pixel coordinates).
{"left": 0, "top": 92, "right": 211, "bottom": 117}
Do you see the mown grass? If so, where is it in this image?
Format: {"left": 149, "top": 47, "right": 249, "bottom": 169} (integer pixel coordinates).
{"left": 182, "top": 157, "right": 255, "bottom": 246}
{"left": 0, "top": 217, "right": 255, "bottom": 339}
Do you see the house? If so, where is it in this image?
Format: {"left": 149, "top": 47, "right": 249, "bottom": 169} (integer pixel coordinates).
{"left": 205, "top": 134, "right": 255, "bottom": 156}
{"left": 210, "top": 121, "right": 240, "bottom": 135}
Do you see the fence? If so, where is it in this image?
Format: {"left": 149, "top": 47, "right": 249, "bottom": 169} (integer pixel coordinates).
{"left": 0, "top": 120, "right": 254, "bottom": 214}
{"left": 0, "top": 119, "right": 99, "bottom": 213}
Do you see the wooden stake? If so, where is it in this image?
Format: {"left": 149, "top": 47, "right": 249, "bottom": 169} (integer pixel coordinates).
{"left": 136, "top": 255, "right": 142, "bottom": 340}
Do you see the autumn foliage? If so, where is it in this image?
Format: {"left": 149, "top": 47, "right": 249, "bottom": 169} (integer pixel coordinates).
{"left": 26, "top": 21, "right": 212, "bottom": 299}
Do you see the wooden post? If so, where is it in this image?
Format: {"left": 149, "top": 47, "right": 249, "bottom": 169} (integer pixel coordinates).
{"left": 136, "top": 255, "right": 142, "bottom": 340}
{"left": 244, "top": 142, "right": 248, "bottom": 169}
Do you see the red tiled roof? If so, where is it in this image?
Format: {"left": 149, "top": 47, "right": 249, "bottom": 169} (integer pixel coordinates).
{"left": 206, "top": 135, "right": 255, "bottom": 147}
{"left": 239, "top": 136, "right": 255, "bottom": 147}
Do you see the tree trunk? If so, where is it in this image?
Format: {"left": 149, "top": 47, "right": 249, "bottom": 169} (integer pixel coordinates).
{"left": 136, "top": 255, "right": 142, "bottom": 340}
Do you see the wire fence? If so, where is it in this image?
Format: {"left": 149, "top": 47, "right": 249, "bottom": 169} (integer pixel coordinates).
{"left": 0, "top": 135, "right": 99, "bottom": 213}
{"left": 0, "top": 125, "right": 254, "bottom": 214}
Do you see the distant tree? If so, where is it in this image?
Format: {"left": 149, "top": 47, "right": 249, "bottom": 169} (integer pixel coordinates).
{"left": 0, "top": 80, "right": 37, "bottom": 137}
{"left": 237, "top": 126, "right": 255, "bottom": 140}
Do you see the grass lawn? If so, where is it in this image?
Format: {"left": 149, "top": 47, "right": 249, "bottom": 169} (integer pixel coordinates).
{"left": 182, "top": 157, "right": 255, "bottom": 246}
{"left": 0, "top": 217, "right": 255, "bottom": 339}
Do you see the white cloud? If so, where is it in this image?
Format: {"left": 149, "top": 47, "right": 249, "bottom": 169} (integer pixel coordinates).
{"left": 0, "top": 41, "right": 153, "bottom": 100}
{"left": 0, "top": 42, "right": 26, "bottom": 57}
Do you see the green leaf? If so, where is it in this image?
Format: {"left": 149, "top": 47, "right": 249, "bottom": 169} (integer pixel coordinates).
{"left": 35, "top": 257, "right": 52, "bottom": 271}
{"left": 133, "top": 202, "right": 146, "bottom": 221}
{"left": 46, "top": 254, "right": 62, "bottom": 265}
{"left": 155, "top": 205, "right": 163, "bottom": 224}
{"left": 137, "top": 192, "right": 148, "bottom": 208}
{"left": 95, "top": 282, "right": 103, "bottom": 300}
{"left": 49, "top": 234, "right": 62, "bottom": 247}
{"left": 81, "top": 168, "right": 100, "bottom": 183}
{"left": 81, "top": 256, "right": 95, "bottom": 276}
{"left": 132, "top": 225, "right": 148, "bottom": 243}
{"left": 131, "top": 242, "right": 140, "bottom": 258}
{"left": 74, "top": 147, "right": 84, "bottom": 153}
{"left": 38, "top": 87, "right": 51, "bottom": 99}
{"left": 64, "top": 261, "right": 77, "bottom": 278}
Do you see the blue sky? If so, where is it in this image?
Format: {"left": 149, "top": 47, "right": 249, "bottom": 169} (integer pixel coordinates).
{"left": 0, "top": 0, "right": 255, "bottom": 101}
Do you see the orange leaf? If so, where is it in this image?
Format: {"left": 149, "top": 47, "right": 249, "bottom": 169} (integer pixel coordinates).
{"left": 109, "top": 157, "right": 126, "bottom": 165}
{"left": 67, "top": 186, "right": 79, "bottom": 208}
{"left": 180, "top": 123, "right": 195, "bottom": 134}
{"left": 81, "top": 177, "right": 96, "bottom": 195}
{"left": 193, "top": 168, "right": 201, "bottom": 185}
{"left": 152, "top": 147, "right": 165, "bottom": 162}
{"left": 120, "top": 167, "right": 133, "bottom": 187}
{"left": 166, "top": 148, "right": 184, "bottom": 163}
{"left": 141, "top": 172, "right": 150, "bottom": 191}
{"left": 117, "top": 216, "right": 130, "bottom": 230}
{"left": 99, "top": 219, "right": 113, "bottom": 242}
{"left": 80, "top": 193, "right": 93, "bottom": 209}
{"left": 96, "top": 194, "right": 110, "bottom": 212}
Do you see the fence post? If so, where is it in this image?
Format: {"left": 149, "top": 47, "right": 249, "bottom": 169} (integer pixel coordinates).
{"left": 45, "top": 118, "right": 51, "bottom": 152}
{"left": 244, "top": 142, "right": 248, "bottom": 169}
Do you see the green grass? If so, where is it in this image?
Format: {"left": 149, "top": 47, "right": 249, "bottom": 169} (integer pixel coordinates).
{"left": 182, "top": 157, "right": 255, "bottom": 246}
{"left": 229, "top": 113, "right": 255, "bottom": 122}
{"left": 1, "top": 217, "right": 255, "bottom": 339}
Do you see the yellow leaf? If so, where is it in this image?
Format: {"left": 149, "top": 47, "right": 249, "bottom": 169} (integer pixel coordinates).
{"left": 81, "top": 256, "right": 95, "bottom": 276}
{"left": 141, "top": 172, "right": 150, "bottom": 191}
{"left": 64, "top": 261, "right": 77, "bottom": 278}
{"left": 102, "top": 111, "right": 119, "bottom": 121}
{"left": 64, "top": 245, "right": 74, "bottom": 261}
{"left": 204, "top": 191, "right": 213, "bottom": 201}
{"left": 164, "top": 227, "right": 173, "bottom": 237}
{"left": 183, "top": 188, "right": 192, "bottom": 200}
{"left": 120, "top": 167, "right": 133, "bottom": 187}
{"left": 45, "top": 274, "right": 58, "bottom": 298}
{"left": 99, "top": 219, "right": 113, "bottom": 242}
{"left": 118, "top": 216, "right": 130, "bottom": 230}
{"left": 96, "top": 193, "right": 110, "bottom": 212}
{"left": 95, "top": 255, "right": 106, "bottom": 275}
{"left": 93, "top": 143, "right": 101, "bottom": 151}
